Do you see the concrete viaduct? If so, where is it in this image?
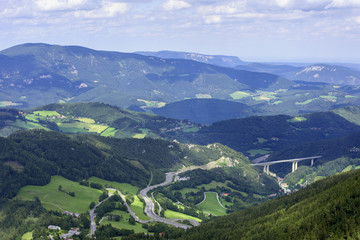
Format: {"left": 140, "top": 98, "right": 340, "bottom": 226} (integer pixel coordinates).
{"left": 252, "top": 156, "right": 322, "bottom": 175}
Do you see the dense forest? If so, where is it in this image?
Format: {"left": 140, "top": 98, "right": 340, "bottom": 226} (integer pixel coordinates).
{"left": 175, "top": 112, "right": 360, "bottom": 154}
{"left": 172, "top": 169, "right": 360, "bottom": 240}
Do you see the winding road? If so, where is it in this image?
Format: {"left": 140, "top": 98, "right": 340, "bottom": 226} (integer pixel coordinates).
{"left": 89, "top": 197, "right": 111, "bottom": 237}
{"left": 139, "top": 171, "right": 200, "bottom": 229}
{"left": 90, "top": 170, "right": 201, "bottom": 236}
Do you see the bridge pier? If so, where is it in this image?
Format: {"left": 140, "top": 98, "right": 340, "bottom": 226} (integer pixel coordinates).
{"left": 292, "top": 161, "right": 298, "bottom": 172}
{"left": 311, "top": 158, "right": 314, "bottom": 167}
{"left": 263, "top": 165, "right": 270, "bottom": 175}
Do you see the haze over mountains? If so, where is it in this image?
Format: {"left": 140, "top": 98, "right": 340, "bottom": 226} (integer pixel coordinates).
{"left": 1, "top": 43, "right": 360, "bottom": 124}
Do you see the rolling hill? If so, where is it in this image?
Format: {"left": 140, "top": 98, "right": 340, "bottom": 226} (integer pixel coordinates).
{"left": 0, "top": 43, "right": 291, "bottom": 109}
{"left": 152, "top": 99, "right": 254, "bottom": 124}
{"left": 173, "top": 109, "right": 360, "bottom": 160}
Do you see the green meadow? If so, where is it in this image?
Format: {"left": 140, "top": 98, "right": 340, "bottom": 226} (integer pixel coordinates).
{"left": 88, "top": 177, "right": 139, "bottom": 195}
{"left": 129, "top": 196, "right": 151, "bottom": 221}
{"left": 100, "top": 210, "right": 146, "bottom": 233}
{"left": 197, "top": 192, "right": 227, "bottom": 216}
{"left": 230, "top": 91, "right": 251, "bottom": 100}
{"left": 33, "top": 111, "right": 60, "bottom": 117}
{"left": 16, "top": 176, "right": 102, "bottom": 213}
{"left": 101, "top": 127, "right": 117, "bottom": 137}
{"left": 164, "top": 209, "right": 202, "bottom": 222}
{"left": 57, "top": 122, "right": 108, "bottom": 134}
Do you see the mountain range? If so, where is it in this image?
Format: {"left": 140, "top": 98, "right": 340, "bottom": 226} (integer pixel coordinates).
{"left": 1, "top": 43, "right": 360, "bottom": 121}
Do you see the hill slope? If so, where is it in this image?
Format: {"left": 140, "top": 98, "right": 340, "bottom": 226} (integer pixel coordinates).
{"left": 176, "top": 111, "right": 360, "bottom": 156}
{"left": 176, "top": 168, "right": 360, "bottom": 240}
{"left": 0, "top": 43, "right": 290, "bottom": 109}
{"left": 152, "top": 98, "right": 254, "bottom": 124}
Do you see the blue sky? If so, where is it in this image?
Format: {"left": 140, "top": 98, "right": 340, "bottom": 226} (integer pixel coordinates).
{"left": 0, "top": 0, "right": 360, "bottom": 63}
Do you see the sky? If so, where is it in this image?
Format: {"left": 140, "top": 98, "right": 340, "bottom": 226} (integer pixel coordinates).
{"left": 0, "top": 0, "right": 360, "bottom": 63}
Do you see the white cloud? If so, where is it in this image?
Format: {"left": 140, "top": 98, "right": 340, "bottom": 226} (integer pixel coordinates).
{"left": 203, "top": 15, "right": 222, "bottom": 24}
{"left": 162, "top": 0, "right": 191, "bottom": 11}
{"left": 356, "top": 16, "right": 360, "bottom": 23}
{"left": 326, "top": 0, "right": 360, "bottom": 8}
{"left": 35, "top": 0, "right": 87, "bottom": 11}
{"left": 276, "top": 0, "right": 292, "bottom": 8}
{"left": 74, "top": 1, "right": 129, "bottom": 18}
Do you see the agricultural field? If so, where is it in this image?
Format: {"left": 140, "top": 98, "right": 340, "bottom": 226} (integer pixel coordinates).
{"left": 197, "top": 192, "right": 227, "bottom": 216}
{"left": 100, "top": 210, "right": 146, "bottom": 233}
{"left": 229, "top": 91, "right": 251, "bottom": 100}
{"left": 16, "top": 176, "right": 102, "bottom": 213}
{"left": 33, "top": 111, "right": 60, "bottom": 117}
{"left": 133, "top": 128, "right": 150, "bottom": 139}
{"left": 137, "top": 99, "right": 166, "bottom": 108}
{"left": 14, "top": 120, "right": 49, "bottom": 130}
{"left": 57, "top": 122, "right": 108, "bottom": 134}
{"left": 101, "top": 127, "right": 117, "bottom": 137}
{"left": 19, "top": 110, "right": 118, "bottom": 136}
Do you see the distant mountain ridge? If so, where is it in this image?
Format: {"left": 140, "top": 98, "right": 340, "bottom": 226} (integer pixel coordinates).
{"left": 0, "top": 43, "right": 291, "bottom": 109}
{"left": 135, "top": 50, "right": 244, "bottom": 68}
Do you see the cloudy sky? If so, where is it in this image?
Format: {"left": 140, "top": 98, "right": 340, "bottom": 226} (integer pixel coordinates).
{"left": 0, "top": 0, "right": 359, "bottom": 63}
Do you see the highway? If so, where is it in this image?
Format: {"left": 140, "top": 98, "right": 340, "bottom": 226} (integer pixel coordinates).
{"left": 93, "top": 170, "right": 201, "bottom": 234}
{"left": 139, "top": 171, "right": 200, "bottom": 229}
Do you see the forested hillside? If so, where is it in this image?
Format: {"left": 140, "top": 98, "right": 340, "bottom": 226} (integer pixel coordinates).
{"left": 174, "top": 169, "right": 360, "bottom": 240}
{"left": 176, "top": 111, "right": 360, "bottom": 155}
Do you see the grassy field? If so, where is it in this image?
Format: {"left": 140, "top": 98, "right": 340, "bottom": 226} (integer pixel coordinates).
{"left": 197, "top": 192, "right": 227, "bottom": 216}
{"left": 88, "top": 177, "right": 139, "bottom": 195}
{"left": 14, "top": 120, "right": 50, "bottom": 130}
{"left": 287, "top": 116, "right": 307, "bottom": 123}
{"left": 21, "top": 231, "right": 33, "bottom": 240}
{"left": 33, "top": 111, "right": 60, "bottom": 117}
{"left": 76, "top": 117, "right": 95, "bottom": 123}
{"left": 100, "top": 210, "right": 146, "bottom": 233}
{"left": 129, "top": 196, "right": 151, "bottom": 221}
{"left": 133, "top": 128, "right": 150, "bottom": 139}
{"left": 137, "top": 99, "right": 166, "bottom": 108}
{"left": 183, "top": 127, "right": 199, "bottom": 133}
{"left": 164, "top": 209, "right": 202, "bottom": 222}
{"left": 57, "top": 122, "right": 108, "bottom": 134}
{"left": 230, "top": 91, "right": 251, "bottom": 100}
{"left": 177, "top": 187, "right": 200, "bottom": 195}
{"left": 101, "top": 127, "right": 117, "bottom": 137}
{"left": 16, "top": 176, "right": 102, "bottom": 213}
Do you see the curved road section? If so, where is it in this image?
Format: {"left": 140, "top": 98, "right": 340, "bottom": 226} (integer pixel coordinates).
{"left": 140, "top": 172, "right": 200, "bottom": 229}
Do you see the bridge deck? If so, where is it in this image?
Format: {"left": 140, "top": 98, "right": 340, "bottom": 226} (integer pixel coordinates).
{"left": 252, "top": 156, "right": 322, "bottom": 166}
